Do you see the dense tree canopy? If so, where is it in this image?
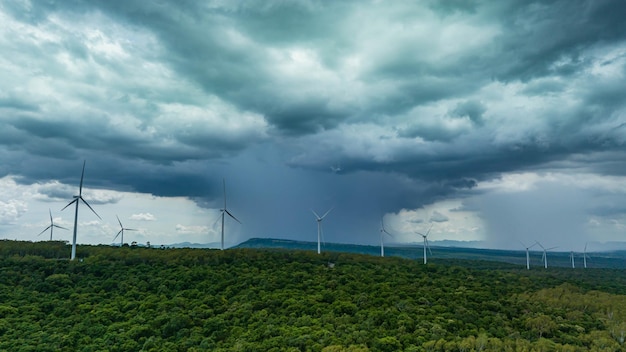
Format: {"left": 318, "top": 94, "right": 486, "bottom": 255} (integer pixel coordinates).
{"left": 0, "top": 240, "right": 625, "bottom": 351}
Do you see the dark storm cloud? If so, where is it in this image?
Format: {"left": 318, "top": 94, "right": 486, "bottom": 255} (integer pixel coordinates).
{"left": 484, "top": 1, "right": 626, "bottom": 82}
{"left": 82, "top": 0, "right": 352, "bottom": 135}
{"left": 427, "top": 0, "right": 480, "bottom": 15}
{"left": 1, "top": 0, "right": 626, "bottom": 246}
{"left": 0, "top": 95, "right": 40, "bottom": 112}
{"left": 451, "top": 101, "right": 486, "bottom": 126}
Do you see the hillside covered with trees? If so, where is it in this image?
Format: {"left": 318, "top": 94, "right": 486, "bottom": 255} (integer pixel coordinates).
{"left": 0, "top": 240, "right": 625, "bottom": 351}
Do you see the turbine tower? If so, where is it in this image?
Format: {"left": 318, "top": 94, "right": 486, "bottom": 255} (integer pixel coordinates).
{"left": 416, "top": 224, "right": 433, "bottom": 264}
{"left": 379, "top": 218, "right": 393, "bottom": 257}
{"left": 61, "top": 160, "right": 101, "bottom": 260}
{"left": 536, "top": 242, "right": 557, "bottom": 269}
{"left": 218, "top": 179, "right": 240, "bottom": 250}
{"left": 570, "top": 251, "right": 575, "bottom": 268}
{"left": 312, "top": 207, "right": 333, "bottom": 254}
{"left": 113, "top": 215, "right": 136, "bottom": 247}
{"left": 520, "top": 241, "right": 537, "bottom": 270}
{"left": 37, "top": 209, "right": 69, "bottom": 241}
{"left": 583, "top": 243, "right": 590, "bottom": 269}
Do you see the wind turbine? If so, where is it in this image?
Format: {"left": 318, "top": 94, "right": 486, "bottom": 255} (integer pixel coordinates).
{"left": 113, "top": 215, "right": 136, "bottom": 247}
{"left": 570, "top": 251, "right": 575, "bottom": 268}
{"left": 536, "top": 242, "right": 557, "bottom": 269}
{"left": 312, "top": 207, "right": 333, "bottom": 254}
{"left": 520, "top": 241, "right": 537, "bottom": 270}
{"left": 217, "top": 179, "right": 241, "bottom": 250}
{"left": 62, "top": 160, "right": 101, "bottom": 260}
{"left": 583, "top": 243, "right": 590, "bottom": 269}
{"left": 379, "top": 218, "right": 393, "bottom": 257}
{"left": 415, "top": 224, "right": 433, "bottom": 264}
{"left": 37, "top": 209, "right": 69, "bottom": 241}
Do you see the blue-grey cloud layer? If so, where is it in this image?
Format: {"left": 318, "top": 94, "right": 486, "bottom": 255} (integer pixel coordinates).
{"left": 1, "top": 0, "right": 625, "bottom": 246}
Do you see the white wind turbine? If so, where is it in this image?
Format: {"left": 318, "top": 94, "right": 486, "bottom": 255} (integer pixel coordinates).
{"left": 379, "top": 218, "right": 393, "bottom": 257}
{"left": 312, "top": 207, "right": 333, "bottom": 254}
{"left": 415, "top": 224, "right": 433, "bottom": 264}
{"left": 570, "top": 251, "right": 575, "bottom": 268}
{"left": 37, "top": 209, "right": 69, "bottom": 241}
{"left": 583, "top": 243, "right": 590, "bottom": 269}
{"left": 61, "top": 161, "right": 101, "bottom": 260}
{"left": 520, "top": 241, "right": 537, "bottom": 270}
{"left": 536, "top": 242, "right": 557, "bottom": 269}
{"left": 113, "top": 215, "right": 136, "bottom": 247}
{"left": 217, "top": 179, "right": 241, "bottom": 250}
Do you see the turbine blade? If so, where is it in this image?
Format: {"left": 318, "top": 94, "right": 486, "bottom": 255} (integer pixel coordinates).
{"left": 212, "top": 211, "right": 223, "bottom": 227}
{"left": 381, "top": 218, "right": 393, "bottom": 237}
{"left": 225, "top": 209, "right": 241, "bottom": 224}
{"left": 124, "top": 228, "right": 137, "bottom": 231}
{"left": 425, "top": 224, "right": 433, "bottom": 236}
{"left": 223, "top": 178, "right": 226, "bottom": 209}
{"left": 37, "top": 226, "right": 52, "bottom": 236}
{"left": 311, "top": 209, "right": 321, "bottom": 219}
{"left": 116, "top": 215, "right": 123, "bottom": 228}
{"left": 53, "top": 225, "right": 69, "bottom": 230}
{"left": 321, "top": 207, "right": 334, "bottom": 219}
{"left": 79, "top": 160, "right": 86, "bottom": 196}
{"left": 61, "top": 199, "right": 78, "bottom": 211}
{"left": 49, "top": 209, "right": 53, "bottom": 223}
{"left": 80, "top": 197, "right": 102, "bottom": 220}
{"left": 113, "top": 230, "right": 122, "bottom": 241}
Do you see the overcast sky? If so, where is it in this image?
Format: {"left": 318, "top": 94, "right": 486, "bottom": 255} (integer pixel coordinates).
{"left": 1, "top": 0, "right": 625, "bottom": 251}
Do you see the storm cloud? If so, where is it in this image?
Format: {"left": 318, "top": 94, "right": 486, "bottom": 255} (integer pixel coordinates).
{"left": 1, "top": 0, "right": 625, "bottom": 248}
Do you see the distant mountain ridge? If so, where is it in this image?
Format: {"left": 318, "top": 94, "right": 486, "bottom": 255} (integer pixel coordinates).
{"left": 233, "top": 238, "right": 626, "bottom": 269}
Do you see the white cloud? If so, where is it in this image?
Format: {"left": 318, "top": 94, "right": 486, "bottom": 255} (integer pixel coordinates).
{"left": 430, "top": 211, "right": 449, "bottom": 223}
{"left": 175, "top": 224, "right": 209, "bottom": 235}
{"left": 129, "top": 212, "right": 156, "bottom": 221}
{"left": 0, "top": 199, "right": 27, "bottom": 225}
{"left": 386, "top": 199, "right": 484, "bottom": 243}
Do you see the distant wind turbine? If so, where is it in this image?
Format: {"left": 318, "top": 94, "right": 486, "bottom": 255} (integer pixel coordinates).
{"left": 416, "top": 224, "right": 433, "bottom": 264}
{"left": 62, "top": 161, "right": 101, "bottom": 260}
{"left": 312, "top": 207, "right": 333, "bottom": 254}
{"left": 379, "top": 218, "right": 393, "bottom": 257}
{"left": 218, "top": 179, "right": 241, "bottom": 250}
{"left": 583, "top": 243, "right": 590, "bottom": 269}
{"left": 520, "top": 241, "right": 537, "bottom": 270}
{"left": 113, "top": 215, "right": 136, "bottom": 247}
{"left": 536, "top": 242, "right": 557, "bottom": 269}
{"left": 37, "top": 209, "right": 69, "bottom": 241}
{"left": 570, "top": 251, "right": 575, "bottom": 268}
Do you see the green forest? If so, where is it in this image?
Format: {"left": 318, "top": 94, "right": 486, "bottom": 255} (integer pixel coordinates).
{"left": 1, "top": 240, "right": 625, "bottom": 351}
